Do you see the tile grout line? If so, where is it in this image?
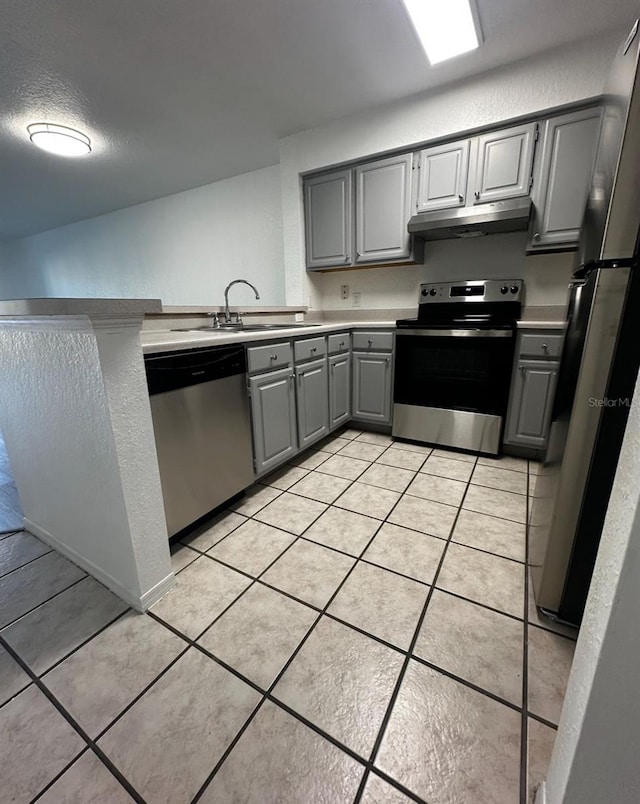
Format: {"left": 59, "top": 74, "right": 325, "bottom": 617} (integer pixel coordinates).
{"left": 188, "top": 484, "right": 393, "bottom": 803}
{"left": 0, "top": 547, "right": 54, "bottom": 581}
{"left": 0, "top": 574, "right": 87, "bottom": 632}
{"left": 354, "top": 453, "right": 477, "bottom": 804}
{"left": 520, "top": 462, "right": 532, "bottom": 804}
{"left": 0, "top": 633, "right": 147, "bottom": 804}
{"left": 352, "top": 452, "right": 479, "bottom": 804}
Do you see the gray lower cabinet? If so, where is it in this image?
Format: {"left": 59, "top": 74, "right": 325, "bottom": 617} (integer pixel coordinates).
{"left": 505, "top": 359, "right": 559, "bottom": 449}
{"left": 329, "top": 352, "right": 351, "bottom": 429}
{"left": 296, "top": 357, "right": 329, "bottom": 448}
{"left": 528, "top": 107, "right": 602, "bottom": 251}
{"left": 352, "top": 351, "right": 392, "bottom": 424}
{"left": 249, "top": 366, "right": 297, "bottom": 474}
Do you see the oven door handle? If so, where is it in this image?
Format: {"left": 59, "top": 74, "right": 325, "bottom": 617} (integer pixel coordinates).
{"left": 397, "top": 328, "right": 514, "bottom": 338}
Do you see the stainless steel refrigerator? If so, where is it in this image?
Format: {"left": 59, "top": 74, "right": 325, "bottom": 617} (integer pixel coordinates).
{"left": 530, "top": 19, "right": 640, "bottom": 626}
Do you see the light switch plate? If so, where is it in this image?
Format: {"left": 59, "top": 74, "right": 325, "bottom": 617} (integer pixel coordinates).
{"left": 352, "top": 292, "right": 362, "bottom": 308}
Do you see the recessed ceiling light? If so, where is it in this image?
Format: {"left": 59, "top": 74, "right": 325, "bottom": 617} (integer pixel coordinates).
{"left": 402, "top": 0, "right": 482, "bottom": 65}
{"left": 27, "top": 123, "right": 92, "bottom": 157}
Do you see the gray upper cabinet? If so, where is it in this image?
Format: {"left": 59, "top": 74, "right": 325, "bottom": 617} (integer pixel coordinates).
{"left": 329, "top": 352, "right": 351, "bottom": 430}
{"left": 471, "top": 123, "right": 537, "bottom": 204}
{"left": 352, "top": 351, "right": 392, "bottom": 424}
{"left": 415, "top": 139, "right": 471, "bottom": 212}
{"left": 505, "top": 359, "right": 558, "bottom": 449}
{"left": 249, "top": 366, "right": 297, "bottom": 474}
{"left": 296, "top": 357, "right": 329, "bottom": 448}
{"left": 304, "top": 170, "right": 353, "bottom": 269}
{"left": 355, "top": 153, "right": 413, "bottom": 264}
{"left": 528, "top": 108, "right": 602, "bottom": 251}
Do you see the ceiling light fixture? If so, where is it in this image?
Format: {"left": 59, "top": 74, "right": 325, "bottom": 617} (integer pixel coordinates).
{"left": 402, "top": 0, "right": 482, "bottom": 65}
{"left": 27, "top": 123, "right": 92, "bottom": 157}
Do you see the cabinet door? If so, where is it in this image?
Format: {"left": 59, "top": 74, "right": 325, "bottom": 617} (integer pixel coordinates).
{"left": 528, "top": 108, "right": 602, "bottom": 251}
{"left": 296, "top": 357, "right": 329, "bottom": 448}
{"left": 249, "top": 367, "right": 297, "bottom": 474}
{"left": 355, "top": 153, "right": 413, "bottom": 263}
{"left": 329, "top": 352, "right": 351, "bottom": 430}
{"left": 472, "top": 123, "right": 537, "bottom": 204}
{"left": 304, "top": 170, "right": 353, "bottom": 269}
{"left": 505, "top": 360, "right": 558, "bottom": 449}
{"left": 416, "top": 139, "right": 470, "bottom": 212}
{"left": 352, "top": 351, "right": 392, "bottom": 424}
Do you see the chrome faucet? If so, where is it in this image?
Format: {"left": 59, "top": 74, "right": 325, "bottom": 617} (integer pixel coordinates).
{"left": 223, "top": 279, "right": 260, "bottom": 324}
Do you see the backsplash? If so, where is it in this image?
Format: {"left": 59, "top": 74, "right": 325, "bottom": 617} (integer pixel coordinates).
{"left": 308, "top": 232, "right": 575, "bottom": 312}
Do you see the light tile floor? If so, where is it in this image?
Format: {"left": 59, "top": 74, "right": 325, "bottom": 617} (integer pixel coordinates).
{"left": 0, "top": 429, "right": 578, "bottom": 803}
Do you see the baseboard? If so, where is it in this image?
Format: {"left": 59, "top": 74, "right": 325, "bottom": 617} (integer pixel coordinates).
{"left": 139, "top": 572, "right": 176, "bottom": 609}
{"left": 24, "top": 518, "right": 175, "bottom": 612}
{"left": 534, "top": 781, "right": 547, "bottom": 804}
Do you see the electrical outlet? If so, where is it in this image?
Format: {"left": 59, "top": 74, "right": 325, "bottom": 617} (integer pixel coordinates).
{"left": 340, "top": 284, "right": 349, "bottom": 300}
{"left": 352, "top": 292, "right": 362, "bottom": 308}
{"left": 295, "top": 312, "right": 304, "bottom": 322}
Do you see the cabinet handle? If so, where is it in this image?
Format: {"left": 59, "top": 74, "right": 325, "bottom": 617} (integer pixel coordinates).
{"left": 346, "top": 255, "right": 350, "bottom": 261}
{"left": 533, "top": 232, "right": 541, "bottom": 241}
{"left": 458, "top": 194, "right": 464, "bottom": 202}
{"left": 356, "top": 251, "right": 361, "bottom": 258}
{"left": 310, "top": 347, "right": 317, "bottom": 353}
{"left": 520, "top": 365, "right": 526, "bottom": 374}
{"left": 474, "top": 191, "right": 480, "bottom": 200}
{"left": 339, "top": 341, "right": 345, "bottom": 348}
{"left": 270, "top": 354, "right": 278, "bottom": 360}
{"left": 367, "top": 339, "right": 373, "bottom": 346}
{"left": 384, "top": 357, "right": 390, "bottom": 365}
{"left": 542, "top": 343, "right": 549, "bottom": 353}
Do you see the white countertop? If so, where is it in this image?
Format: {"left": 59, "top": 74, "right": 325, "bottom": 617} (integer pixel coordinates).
{"left": 0, "top": 298, "right": 162, "bottom": 317}
{"left": 141, "top": 321, "right": 397, "bottom": 354}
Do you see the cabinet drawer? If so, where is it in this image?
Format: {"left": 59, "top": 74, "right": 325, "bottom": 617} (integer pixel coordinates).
{"left": 294, "top": 336, "right": 327, "bottom": 363}
{"left": 352, "top": 331, "right": 394, "bottom": 352}
{"left": 247, "top": 341, "right": 292, "bottom": 374}
{"left": 328, "top": 332, "right": 351, "bottom": 354}
{"left": 519, "top": 333, "right": 564, "bottom": 360}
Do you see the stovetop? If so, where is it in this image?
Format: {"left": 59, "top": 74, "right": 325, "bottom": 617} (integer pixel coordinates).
{"left": 397, "top": 279, "right": 523, "bottom": 329}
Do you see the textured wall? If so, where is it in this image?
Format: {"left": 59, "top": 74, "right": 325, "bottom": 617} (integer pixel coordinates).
{"left": 279, "top": 32, "right": 619, "bottom": 307}
{"left": 0, "top": 318, "right": 172, "bottom": 608}
{"left": 312, "top": 232, "right": 574, "bottom": 312}
{"left": 544, "top": 367, "right": 640, "bottom": 803}
{"left": 0, "top": 165, "right": 285, "bottom": 306}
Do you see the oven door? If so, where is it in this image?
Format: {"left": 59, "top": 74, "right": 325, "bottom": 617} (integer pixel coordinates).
{"left": 392, "top": 328, "right": 516, "bottom": 453}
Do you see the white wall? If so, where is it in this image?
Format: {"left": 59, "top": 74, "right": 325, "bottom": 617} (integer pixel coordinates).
{"left": 0, "top": 316, "right": 173, "bottom": 610}
{"left": 544, "top": 367, "right": 640, "bottom": 803}
{"left": 279, "top": 32, "right": 619, "bottom": 308}
{"left": 0, "top": 164, "right": 284, "bottom": 307}
{"left": 313, "top": 233, "right": 574, "bottom": 312}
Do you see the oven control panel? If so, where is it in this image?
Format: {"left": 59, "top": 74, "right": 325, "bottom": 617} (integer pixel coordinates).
{"left": 419, "top": 279, "right": 523, "bottom": 303}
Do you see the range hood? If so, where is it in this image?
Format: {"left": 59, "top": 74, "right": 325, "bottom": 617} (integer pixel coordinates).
{"left": 407, "top": 197, "right": 532, "bottom": 241}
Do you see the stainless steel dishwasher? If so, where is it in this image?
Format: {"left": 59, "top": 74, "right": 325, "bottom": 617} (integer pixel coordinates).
{"left": 145, "top": 345, "right": 254, "bottom": 537}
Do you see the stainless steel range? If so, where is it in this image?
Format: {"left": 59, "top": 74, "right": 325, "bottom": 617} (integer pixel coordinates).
{"left": 393, "top": 279, "right": 523, "bottom": 455}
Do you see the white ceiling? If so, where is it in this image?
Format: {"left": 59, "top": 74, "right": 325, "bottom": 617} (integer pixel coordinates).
{"left": 0, "top": 0, "right": 638, "bottom": 240}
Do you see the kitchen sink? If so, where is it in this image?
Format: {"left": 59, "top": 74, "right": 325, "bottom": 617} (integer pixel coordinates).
{"left": 171, "top": 323, "right": 322, "bottom": 333}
